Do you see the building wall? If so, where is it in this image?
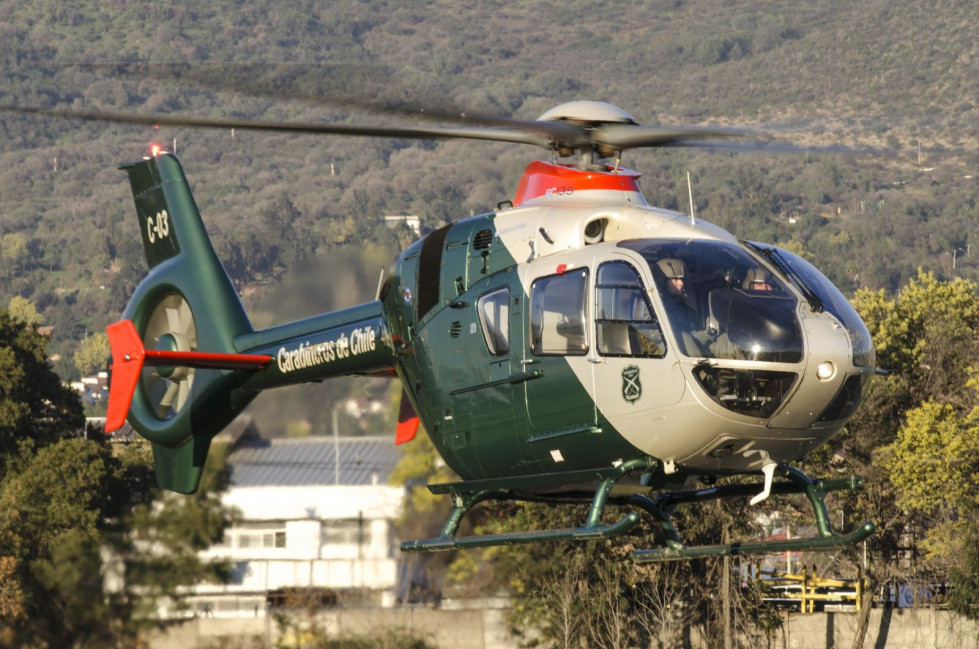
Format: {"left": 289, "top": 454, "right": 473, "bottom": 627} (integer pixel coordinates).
{"left": 181, "top": 483, "right": 405, "bottom": 616}
{"left": 143, "top": 606, "right": 979, "bottom": 649}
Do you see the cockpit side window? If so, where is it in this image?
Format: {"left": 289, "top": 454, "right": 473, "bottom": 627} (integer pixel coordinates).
{"left": 595, "top": 261, "right": 667, "bottom": 358}
{"left": 530, "top": 270, "right": 588, "bottom": 356}
{"left": 477, "top": 287, "right": 510, "bottom": 356}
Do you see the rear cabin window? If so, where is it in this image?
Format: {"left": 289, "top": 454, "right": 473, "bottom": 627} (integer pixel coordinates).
{"left": 477, "top": 287, "right": 510, "bottom": 355}
{"left": 530, "top": 269, "right": 588, "bottom": 356}
{"left": 595, "top": 261, "right": 667, "bottom": 358}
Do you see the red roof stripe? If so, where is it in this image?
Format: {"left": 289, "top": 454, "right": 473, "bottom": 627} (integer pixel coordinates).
{"left": 512, "top": 160, "right": 643, "bottom": 206}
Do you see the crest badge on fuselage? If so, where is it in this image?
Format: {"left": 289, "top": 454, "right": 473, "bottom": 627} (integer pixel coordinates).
{"left": 621, "top": 365, "right": 642, "bottom": 404}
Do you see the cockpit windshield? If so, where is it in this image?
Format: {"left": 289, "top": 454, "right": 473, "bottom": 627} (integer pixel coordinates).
{"left": 745, "top": 242, "right": 875, "bottom": 368}
{"left": 622, "top": 240, "right": 803, "bottom": 363}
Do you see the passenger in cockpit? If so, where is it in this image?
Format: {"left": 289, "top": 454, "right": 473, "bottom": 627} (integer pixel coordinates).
{"left": 743, "top": 267, "right": 775, "bottom": 294}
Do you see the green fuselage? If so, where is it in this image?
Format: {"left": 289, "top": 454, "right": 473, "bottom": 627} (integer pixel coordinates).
{"left": 382, "top": 214, "right": 639, "bottom": 481}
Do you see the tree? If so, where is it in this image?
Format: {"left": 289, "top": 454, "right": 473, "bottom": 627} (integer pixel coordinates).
{"left": 855, "top": 271, "right": 979, "bottom": 406}
{"left": 73, "top": 331, "right": 109, "bottom": 377}
{"left": 0, "top": 306, "right": 235, "bottom": 646}
{"left": 806, "top": 271, "right": 979, "bottom": 646}
{"left": 480, "top": 495, "right": 777, "bottom": 649}
{"left": 6, "top": 296, "right": 41, "bottom": 327}
{"left": 0, "top": 308, "right": 83, "bottom": 469}
{"left": 0, "top": 233, "right": 28, "bottom": 277}
{"left": 0, "top": 438, "right": 119, "bottom": 647}
{"left": 881, "top": 392, "right": 979, "bottom": 618}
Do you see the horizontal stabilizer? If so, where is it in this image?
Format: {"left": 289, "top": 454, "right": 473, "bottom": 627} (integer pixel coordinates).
{"left": 105, "top": 319, "right": 271, "bottom": 433}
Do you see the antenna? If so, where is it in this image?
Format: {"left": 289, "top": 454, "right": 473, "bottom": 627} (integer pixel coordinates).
{"left": 687, "top": 170, "right": 696, "bottom": 225}
{"left": 375, "top": 268, "right": 386, "bottom": 301}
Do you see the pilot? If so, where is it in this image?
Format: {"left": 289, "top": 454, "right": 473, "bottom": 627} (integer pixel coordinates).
{"left": 659, "top": 258, "right": 688, "bottom": 298}
{"left": 656, "top": 258, "right": 710, "bottom": 356}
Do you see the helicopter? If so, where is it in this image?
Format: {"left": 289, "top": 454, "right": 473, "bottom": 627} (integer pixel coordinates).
{"left": 6, "top": 99, "right": 877, "bottom": 561}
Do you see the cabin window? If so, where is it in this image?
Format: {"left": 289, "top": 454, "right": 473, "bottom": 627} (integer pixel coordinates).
{"left": 595, "top": 261, "right": 667, "bottom": 358}
{"left": 530, "top": 269, "right": 588, "bottom": 356}
{"left": 477, "top": 287, "right": 510, "bottom": 355}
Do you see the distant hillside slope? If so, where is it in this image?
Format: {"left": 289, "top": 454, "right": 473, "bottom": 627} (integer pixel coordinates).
{"left": 2, "top": 0, "right": 975, "bottom": 133}
{"left": 0, "top": 0, "right": 976, "bottom": 383}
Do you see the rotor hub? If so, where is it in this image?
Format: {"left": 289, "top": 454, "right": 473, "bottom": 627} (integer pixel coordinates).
{"left": 154, "top": 332, "right": 190, "bottom": 380}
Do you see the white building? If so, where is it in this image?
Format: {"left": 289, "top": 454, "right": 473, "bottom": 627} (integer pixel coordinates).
{"left": 183, "top": 434, "right": 405, "bottom": 618}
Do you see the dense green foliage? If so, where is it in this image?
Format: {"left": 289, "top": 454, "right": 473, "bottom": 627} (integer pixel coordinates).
{"left": 796, "top": 272, "right": 979, "bottom": 628}
{"left": 0, "top": 308, "right": 234, "bottom": 647}
{"left": 0, "top": 309, "right": 83, "bottom": 465}
{"left": 850, "top": 273, "right": 979, "bottom": 619}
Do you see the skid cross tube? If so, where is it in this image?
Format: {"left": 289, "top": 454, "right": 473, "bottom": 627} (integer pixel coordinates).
{"left": 631, "top": 465, "right": 875, "bottom": 562}
{"left": 400, "top": 458, "right": 652, "bottom": 553}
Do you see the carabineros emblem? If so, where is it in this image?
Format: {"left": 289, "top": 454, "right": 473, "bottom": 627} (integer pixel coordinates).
{"left": 622, "top": 365, "right": 642, "bottom": 404}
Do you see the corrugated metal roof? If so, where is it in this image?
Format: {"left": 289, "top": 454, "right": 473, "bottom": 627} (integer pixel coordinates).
{"left": 227, "top": 436, "right": 400, "bottom": 487}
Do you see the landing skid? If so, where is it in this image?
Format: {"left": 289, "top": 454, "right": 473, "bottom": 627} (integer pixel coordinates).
{"left": 399, "top": 461, "right": 875, "bottom": 562}
{"left": 400, "top": 459, "right": 652, "bottom": 552}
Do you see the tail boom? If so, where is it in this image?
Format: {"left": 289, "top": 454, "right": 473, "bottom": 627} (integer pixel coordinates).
{"left": 110, "top": 152, "right": 396, "bottom": 493}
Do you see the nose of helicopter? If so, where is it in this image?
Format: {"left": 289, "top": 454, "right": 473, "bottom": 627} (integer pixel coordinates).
{"left": 676, "top": 309, "right": 873, "bottom": 474}
{"left": 766, "top": 308, "right": 858, "bottom": 430}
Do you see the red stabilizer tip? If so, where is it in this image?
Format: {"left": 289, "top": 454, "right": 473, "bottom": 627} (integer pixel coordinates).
{"left": 105, "top": 320, "right": 146, "bottom": 433}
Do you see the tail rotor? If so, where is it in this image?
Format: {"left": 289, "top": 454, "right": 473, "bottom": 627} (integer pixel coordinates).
{"left": 141, "top": 293, "right": 198, "bottom": 419}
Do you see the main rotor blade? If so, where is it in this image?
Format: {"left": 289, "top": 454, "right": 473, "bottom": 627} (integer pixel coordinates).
{"left": 65, "top": 61, "right": 474, "bottom": 123}
{"left": 6, "top": 103, "right": 873, "bottom": 155}
{"left": 0, "top": 104, "right": 568, "bottom": 149}
{"left": 596, "top": 123, "right": 749, "bottom": 149}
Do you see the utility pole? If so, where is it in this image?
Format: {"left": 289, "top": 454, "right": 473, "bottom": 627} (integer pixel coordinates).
{"left": 722, "top": 525, "right": 732, "bottom": 649}
{"left": 332, "top": 405, "right": 340, "bottom": 484}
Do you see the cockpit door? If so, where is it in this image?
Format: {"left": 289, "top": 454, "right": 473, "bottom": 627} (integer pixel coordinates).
{"left": 588, "top": 253, "right": 685, "bottom": 428}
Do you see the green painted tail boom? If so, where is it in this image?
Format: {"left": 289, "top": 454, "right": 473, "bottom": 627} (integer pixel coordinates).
{"left": 111, "top": 153, "right": 393, "bottom": 494}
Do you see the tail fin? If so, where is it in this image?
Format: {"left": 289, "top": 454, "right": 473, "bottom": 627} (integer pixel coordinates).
{"left": 111, "top": 152, "right": 257, "bottom": 493}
